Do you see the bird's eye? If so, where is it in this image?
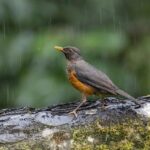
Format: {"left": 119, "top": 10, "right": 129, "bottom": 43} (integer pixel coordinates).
{"left": 67, "top": 49, "right": 72, "bottom": 53}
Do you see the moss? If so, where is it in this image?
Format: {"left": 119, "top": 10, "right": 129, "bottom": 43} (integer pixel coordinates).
{"left": 52, "top": 131, "right": 70, "bottom": 144}
{"left": 72, "top": 119, "right": 150, "bottom": 150}
{"left": 1, "top": 119, "right": 150, "bottom": 150}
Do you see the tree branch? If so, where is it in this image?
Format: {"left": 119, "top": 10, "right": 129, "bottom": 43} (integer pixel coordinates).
{"left": 0, "top": 96, "right": 150, "bottom": 149}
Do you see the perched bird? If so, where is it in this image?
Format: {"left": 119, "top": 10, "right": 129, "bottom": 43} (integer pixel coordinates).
{"left": 54, "top": 46, "right": 140, "bottom": 117}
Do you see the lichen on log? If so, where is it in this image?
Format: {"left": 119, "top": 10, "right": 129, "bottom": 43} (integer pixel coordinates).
{"left": 0, "top": 95, "right": 150, "bottom": 150}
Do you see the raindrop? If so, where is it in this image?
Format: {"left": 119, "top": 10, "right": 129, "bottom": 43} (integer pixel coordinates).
{"left": 3, "top": 22, "right": 6, "bottom": 40}
{"left": 6, "top": 85, "right": 10, "bottom": 106}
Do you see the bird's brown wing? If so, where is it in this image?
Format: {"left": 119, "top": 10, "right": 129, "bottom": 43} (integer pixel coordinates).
{"left": 74, "top": 60, "right": 118, "bottom": 95}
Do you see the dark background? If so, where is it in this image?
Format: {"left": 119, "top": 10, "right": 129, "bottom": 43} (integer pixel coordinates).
{"left": 0, "top": 0, "right": 149, "bottom": 108}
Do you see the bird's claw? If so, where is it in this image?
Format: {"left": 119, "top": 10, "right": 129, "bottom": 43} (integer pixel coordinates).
{"left": 134, "top": 101, "right": 142, "bottom": 109}
{"left": 68, "top": 110, "right": 78, "bottom": 118}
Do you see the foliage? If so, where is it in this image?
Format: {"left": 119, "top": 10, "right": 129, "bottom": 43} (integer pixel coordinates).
{"left": 0, "top": 0, "right": 149, "bottom": 108}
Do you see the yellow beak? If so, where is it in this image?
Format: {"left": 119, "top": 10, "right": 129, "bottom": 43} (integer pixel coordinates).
{"left": 54, "top": 46, "right": 64, "bottom": 52}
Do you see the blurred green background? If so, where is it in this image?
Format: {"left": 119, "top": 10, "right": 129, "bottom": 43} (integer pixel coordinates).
{"left": 0, "top": 0, "right": 149, "bottom": 108}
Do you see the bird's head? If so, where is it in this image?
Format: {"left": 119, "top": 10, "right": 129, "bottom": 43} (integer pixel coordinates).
{"left": 54, "top": 46, "right": 81, "bottom": 61}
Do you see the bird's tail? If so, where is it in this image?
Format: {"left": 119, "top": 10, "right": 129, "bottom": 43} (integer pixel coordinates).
{"left": 116, "top": 89, "right": 136, "bottom": 101}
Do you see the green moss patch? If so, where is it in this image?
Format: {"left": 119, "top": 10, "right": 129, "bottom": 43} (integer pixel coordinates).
{"left": 72, "top": 119, "right": 150, "bottom": 150}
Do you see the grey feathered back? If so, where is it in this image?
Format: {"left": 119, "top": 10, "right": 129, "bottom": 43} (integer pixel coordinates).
{"left": 74, "top": 60, "right": 118, "bottom": 95}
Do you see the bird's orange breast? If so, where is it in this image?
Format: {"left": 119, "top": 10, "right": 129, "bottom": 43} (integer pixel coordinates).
{"left": 68, "top": 70, "right": 95, "bottom": 95}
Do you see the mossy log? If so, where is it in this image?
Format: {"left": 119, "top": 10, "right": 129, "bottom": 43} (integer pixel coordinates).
{"left": 0, "top": 96, "right": 150, "bottom": 150}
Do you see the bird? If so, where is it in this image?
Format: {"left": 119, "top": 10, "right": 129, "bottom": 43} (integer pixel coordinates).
{"left": 54, "top": 46, "right": 140, "bottom": 117}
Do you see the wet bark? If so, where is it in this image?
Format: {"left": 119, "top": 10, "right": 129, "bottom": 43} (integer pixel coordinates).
{"left": 0, "top": 95, "right": 150, "bottom": 149}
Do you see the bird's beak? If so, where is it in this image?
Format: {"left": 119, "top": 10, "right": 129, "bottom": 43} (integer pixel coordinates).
{"left": 54, "top": 46, "right": 64, "bottom": 52}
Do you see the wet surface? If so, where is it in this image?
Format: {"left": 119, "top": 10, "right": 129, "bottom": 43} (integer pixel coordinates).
{"left": 0, "top": 96, "right": 150, "bottom": 144}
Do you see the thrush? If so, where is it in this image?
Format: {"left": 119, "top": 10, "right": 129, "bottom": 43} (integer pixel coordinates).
{"left": 54, "top": 46, "right": 140, "bottom": 117}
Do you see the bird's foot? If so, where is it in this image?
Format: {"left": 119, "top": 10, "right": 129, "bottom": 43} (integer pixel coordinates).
{"left": 68, "top": 110, "right": 78, "bottom": 118}
{"left": 134, "top": 101, "right": 142, "bottom": 109}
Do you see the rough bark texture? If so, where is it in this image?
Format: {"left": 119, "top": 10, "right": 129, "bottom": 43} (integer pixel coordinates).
{"left": 0, "top": 95, "right": 150, "bottom": 150}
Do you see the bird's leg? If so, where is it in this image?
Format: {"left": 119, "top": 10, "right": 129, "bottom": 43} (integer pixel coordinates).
{"left": 99, "top": 95, "right": 108, "bottom": 109}
{"left": 68, "top": 93, "right": 87, "bottom": 117}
